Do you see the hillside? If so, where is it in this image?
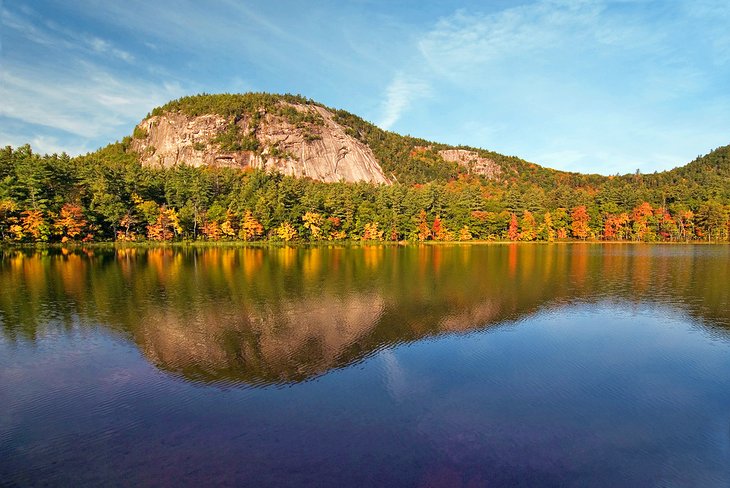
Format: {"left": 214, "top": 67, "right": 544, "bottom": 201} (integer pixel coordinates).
{"left": 0, "top": 92, "right": 729, "bottom": 243}
{"left": 132, "top": 93, "right": 604, "bottom": 188}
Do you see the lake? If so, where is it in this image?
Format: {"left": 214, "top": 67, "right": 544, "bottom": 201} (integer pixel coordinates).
{"left": 1, "top": 244, "right": 729, "bottom": 487}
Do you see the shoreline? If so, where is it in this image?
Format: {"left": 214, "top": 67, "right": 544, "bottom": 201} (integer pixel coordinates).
{"left": 1, "top": 239, "right": 728, "bottom": 251}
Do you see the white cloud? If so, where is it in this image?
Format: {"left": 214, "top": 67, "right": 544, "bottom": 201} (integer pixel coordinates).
{"left": 417, "top": 1, "right": 608, "bottom": 81}
{"left": 385, "top": 0, "right": 730, "bottom": 173}
{"left": 2, "top": 7, "right": 134, "bottom": 64}
{"left": 86, "top": 36, "right": 134, "bottom": 63}
{"left": 0, "top": 61, "right": 186, "bottom": 139}
{"left": 0, "top": 129, "right": 94, "bottom": 157}
{"left": 378, "top": 73, "right": 431, "bottom": 130}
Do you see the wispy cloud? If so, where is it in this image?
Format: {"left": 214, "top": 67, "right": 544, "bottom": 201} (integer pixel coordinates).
{"left": 2, "top": 0, "right": 729, "bottom": 171}
{"left": 2, "top": 7, "right": 134, "bottom": 63}
{"left": 22, "top": 135, "right": 93, "bottom": 157}
{"left": 0, "top": 4, "right": 186, "bottom": 152}
{"left": 378, "top": 73, "right": 431, "bottom": 130}
{"left": 0, "top": 61, "right": 185, "bottom": 139}
{"left": 381, "top": 0, "right": 730, "bottom": 173}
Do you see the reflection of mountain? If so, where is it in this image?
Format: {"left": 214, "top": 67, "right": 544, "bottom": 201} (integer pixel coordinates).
{"left": 1, "top": 245, "right": 729, "bottom": 386}
{"left": 136, "top": 294, "right": 520, "bottom": 385}
{"left": 137, "top": 293, "right": 386, "bottom": 384}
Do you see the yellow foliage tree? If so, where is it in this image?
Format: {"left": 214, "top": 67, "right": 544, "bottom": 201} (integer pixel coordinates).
{"left": 302, "top": 211, "right": 323, "bottom": 240}
{"left": 0, "top": 199, "right": 19, "bottom": 240}
{"left": 117, "top": 213, "right": 138, "bottom": 241}
{"left": 221, "top": 211, "right": 237, "bottom": 238}
{"left": 146, "top": 206, "right": 181, "bottom": 241}
{"left": 458, "top": 226, "right": 473, "bottom": 241}
{"left": 239, "top": 210, "right": 264, "bottom": 241}
{"left": 542, "top": 211, "right": 555, "bottom": 241}
{"left": 276, "top": 221, "right": 298, "bottom": 242}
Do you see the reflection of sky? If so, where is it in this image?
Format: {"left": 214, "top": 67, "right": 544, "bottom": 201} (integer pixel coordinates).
{"left": 2, "top": 301, "right": 730, "bottom": 485}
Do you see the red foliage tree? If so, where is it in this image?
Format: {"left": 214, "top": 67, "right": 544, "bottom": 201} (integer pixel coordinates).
{"left": 507, "top": 213, "right": 519, "bottom": 241}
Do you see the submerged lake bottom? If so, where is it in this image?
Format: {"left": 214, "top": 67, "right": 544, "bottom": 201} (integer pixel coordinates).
{"left": 1, "top": 244, "right": 729, "bottom": 487}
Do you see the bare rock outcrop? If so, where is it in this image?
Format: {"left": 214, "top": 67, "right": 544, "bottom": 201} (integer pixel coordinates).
{"left": 130, "top": 103, "right": 390, "bottom": 184}
{"left": 438, "top": 149, "right": 502, "bottom": 179}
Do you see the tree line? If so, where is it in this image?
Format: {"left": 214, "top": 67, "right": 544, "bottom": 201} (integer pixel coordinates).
{"left": 1, "top": 140, "right": 729, "bottom": 244}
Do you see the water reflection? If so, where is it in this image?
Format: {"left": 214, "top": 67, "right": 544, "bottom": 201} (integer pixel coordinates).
{"left": 1, "top": 244, "right": 729, "bottom": 385}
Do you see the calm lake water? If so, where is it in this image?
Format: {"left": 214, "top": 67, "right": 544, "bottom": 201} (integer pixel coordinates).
{"left": 1, "top": 244, "right": 729, "bottom": 487}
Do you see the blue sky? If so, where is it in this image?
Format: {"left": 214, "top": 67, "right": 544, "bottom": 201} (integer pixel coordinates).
{"left": 2, "top": 0, "right": 729, "bottom": 175}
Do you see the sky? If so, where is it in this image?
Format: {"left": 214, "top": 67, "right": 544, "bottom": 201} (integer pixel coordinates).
{"left": 1, "top": 0, "right": 729, "bottom": 175}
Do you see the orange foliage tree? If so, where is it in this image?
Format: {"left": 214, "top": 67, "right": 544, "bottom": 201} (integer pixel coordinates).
{"left": 239, "top": 210, "right": 264, "bottom": 241}
{"left": 631, "top": 202, "right": 654, "bottom": 241}
{"left": 507, "top": 213, "right": 519, "bottom": 241}
{"left": 146, "top": 206, "right": 181, "bottom": 241}
{"left": 362, "top": 222, "right": 384, "bottom": 241}
{"left": 603, "top": 213, "right": 629, "bottom": 240}
{"left": 416, "top": 210, "right": 431, "bottom": 241}
{"left": 570, "top": 206, "right": 590, "bottom": 240}
{"left": 54, "top": 203, "right": 88, "bottom": 241}
{"left": 201, "top": 220, "right": 223, "bottom": 240}
{"left": 22, "top": 209, "right": 50, "bottom": 242}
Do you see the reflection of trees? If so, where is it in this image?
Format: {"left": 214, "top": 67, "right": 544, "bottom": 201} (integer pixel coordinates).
{"left": 0, "top": 244, "right": 728, "bottom": 385}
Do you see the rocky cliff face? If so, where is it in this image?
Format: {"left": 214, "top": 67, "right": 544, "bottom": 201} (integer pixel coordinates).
{"left": 130, "top": 103, "right": 390, "bottom": 184}
{"left": 438, "top": 149, "right": 502, "bottom": 179}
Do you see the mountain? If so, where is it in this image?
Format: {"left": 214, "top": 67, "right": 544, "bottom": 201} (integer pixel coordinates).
{"left": 130, "top": 93, "right": 730, "bottom": 194}
{"left": 130, "top": 93, "right": 595, "bottom": 187}
{"left": 1, "top": 92, "right": 728, "bottom": 243}
{"left": 131, "top": 95, "right": 389, "bottom": 184}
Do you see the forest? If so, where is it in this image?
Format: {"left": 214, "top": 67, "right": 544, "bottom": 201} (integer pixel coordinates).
{"left": 1, "top": 93, "right": 729, "bottom": 244}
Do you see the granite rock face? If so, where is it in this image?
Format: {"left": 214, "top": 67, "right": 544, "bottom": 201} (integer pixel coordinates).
{"left": 438, "top": 149, "right": 502, "bottom": 179}
{"left": 131, "top": 103, "right": 390, "bottom": 184}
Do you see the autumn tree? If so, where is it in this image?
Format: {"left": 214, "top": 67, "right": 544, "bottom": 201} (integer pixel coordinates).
{"left": 362, "top": 222, "right": 384, "bottom": 241}
{"left": 519, "top": 210, "right": 537, "bottom": 241}
{"left": 117, "top": 213, "right": 138, "bottom": 242}
{"left": 432, "top": 215, "right": 453, "bottom": 241}
{"left": 147, "top": 206, "right": 182, "bottom": 241}
{"left": 541, "top": 211, "right": 555, "bottom": 241}
{"left": 0, "top": 199, "right": 18, "bottom": 241}
{"left": 603, "top": 213, "right": 629, "bottom": 241}
{"left": 275, "top": 221, "right": 298, "bottom": 242}
{"left": 507, "top": 213, "right": 519, "bottom": 241}
{"left": 458, "top": 225, "right": 473, "bottom": 241}
{"left": 302, "top": 211, "right": 324, "bottom": 240}
{"left": 631, "top": 202, "right": 654, "bottom": 241}
{"left": 21, "top": 209, "right": 50, "bottom": 242}
{"left": 416, "top": 210, "right": 431, "bottom": 241}
{"left": 553, "top": 208, "right": 569, "bottom": 239}
{"left": 220, "top": 211, "right": 238, "bottom": 238}
{"left": 201, "top": 220, "right": 223, "bottom": 240}
{"left": 570, "top": 206, "right": 590, "bottom": 240}
{"left": 53, "top": 203, "right": 88, "bottom": 242}
{"left": 239, "top": 210, "right": 264, "bottom": 241}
